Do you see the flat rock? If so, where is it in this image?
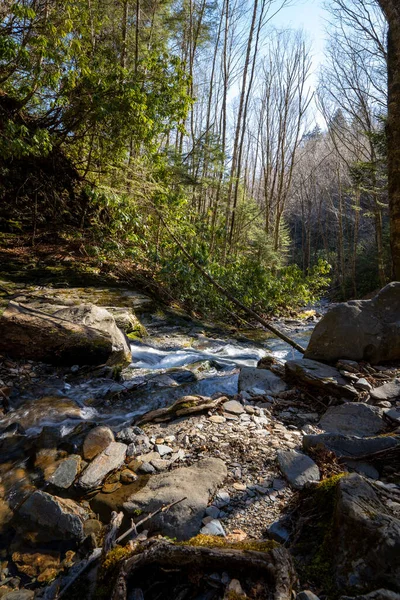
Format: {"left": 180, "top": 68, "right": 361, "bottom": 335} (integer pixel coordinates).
{"left": 304, "top": 283, "right": 400, "bottom": 364}
{"left": 340, "top": 591, "right": 400, "bottom": 600}
{"left": 371, "top": 380, "right": 400, "bottom": 401}
{"left": 303, "top": 433, "right": 400, "bottom": 458}
{"left": 77, "top": 442, "right": 126, "bottom": 491}
{"left": 223, "top": 400, "right": 244, "bottom": 415}
{"left": 333, "top": 474, "right": 400, "bottom": 592}
{"left": 200, "top": 519, "right": 226, "bottom": 536}
{"left": 285, "top": 359, "right": 358, "bottom": 398}
{"left": 123, "top": 458, "right": 227, "bottom": 540}
{"left": 1, "top": 592, "right": 35, "bottom": 600}
{"left": 83, "top": 426, "right": 114, "bottom": 460}
{"left": 319, "top": 403, "right": 383, "bottom": 437}
{"left": 296, "top": 592, "right": 321, "bottom": 600}
{"left": 239, "top": 367, "right": 288, "bottom": 395}
{"left": 18, "top": 490, "right": 87, "bottom": 541}
{"left": 49, "top": 455, "right": 81, "bottom": 489}
{"left": 277, "top": 450, "right": 320, "bottom": 489}
{"left": 385, "top": 408, "right": 400, "bottom": 423}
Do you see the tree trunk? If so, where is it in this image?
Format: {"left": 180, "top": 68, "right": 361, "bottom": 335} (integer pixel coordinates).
{"left": 377, "top": 0, "right": 400, "bottom": 278}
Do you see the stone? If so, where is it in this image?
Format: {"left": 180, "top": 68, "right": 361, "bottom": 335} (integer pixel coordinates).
{"left": 77, "top": 442, "right": 127, "bottom": 491}
{"left": 296, "top": 592, "right": 321, "bottom": 600}
{"left": 340, "top": 591, "right": 400, "bottom": 600}
{"left": 268, "top": 520, "right": 290, "bottom": 544}
{"left": 304, "top": 283, "right": 400, "bottom": 364}
{"left": 343, "top": 460, "right": 379, "bottom": 480}
{"left": 303, "top": 433, "right": 400, "bottom": 459}
{"left": 385, "top": 408, "right": 400, "bottom": 423}
{"left": 223, "top": 400, "right": 244, "bottom": 415}
{"left": 138, "top": 462, "right": 156, "bottom": 474}
{"left": 18, "top": 490, "right": 87, "bottom": 541}
{"left": 120, "top": 469, "right": 137, "bottom": 484}
{"left": 103, "top": 307, "right": 146, "bottom": 336}
{"left": 355, "top": 378, "right": 373, "bottom": 392}
{"left": 205, "top": 505, "right": 220, "bottom": 519}
{"left": 200, "top": 519, "right": 226, "bottom": 536}
{"left": 155, "top": 444, "right": 173, "bottom": 457}
{"left": 319, "top": 403, "right": 383, "bottom": 437}
{"left": 209, "top": 415, "right": 226, "bottom": 424}
{"left": 238, "top": 367, "right": 288, "bottom": 395}
{"left": 277, "top": 450, "right": 320, "bottom": 490}
{"left": 0, "top": 302, "right": 125, "bottom": 367}
{"left": 214, "top": 490, "right": 231, "bottom": 508}
{"left": 1, "top": 591, "right": 35, "bottom": 600}
{"left": 285, "top": 359, "right": 358, "bottom": 398}
{"left": 49, "top": 455, "right": 81, "bottom": 489}
{"left": 116, "top": 427, "right": 138, "bottom": 444}
{"left": 83, "top": 426, "right": 114, "bottom": 460}
{"left": 123, "top": 458, "right": 227, "bottom": 540}
{"left": 333, "top": 474, "right": 400, "bottom": 593}
{"left": 53, "top": 304, "right": 131, "bottom": 366}
{"left": 371, "top": 380, "right": 400, "bottom": 401}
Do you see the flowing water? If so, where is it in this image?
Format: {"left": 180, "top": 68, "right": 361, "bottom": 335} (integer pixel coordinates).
{"left": 0, "top": 309, "right": 315, "bottom": 439}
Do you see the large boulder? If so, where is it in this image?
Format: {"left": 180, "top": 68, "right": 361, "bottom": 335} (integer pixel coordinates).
{"left": 304, "top": 283, "right": 400, "bottom": 364}
{"left": 285, "top": 359, "right": 358, "bottom": 398}
{"left": 332, "top": 474, "right": 400, "bottom": 593}
{"left": 277, "top": 450, "right": 320, "bottom": 489}
{"left": 0, "top": 302, "right": 130, "bottom": 366}
{"left": 121, "top": 458, "right": 228, "bottom": 540}
{"left": 319, "top": 403, "right": 384, "bottom": 438}
{"left": 239, "top": 366, "right": 288, "bottom": 395}
{"left": 53, "top": 303, "right": 131, "bottom": 365}
{"left": 17, "top": 490, "right": 87, "bottom": 542}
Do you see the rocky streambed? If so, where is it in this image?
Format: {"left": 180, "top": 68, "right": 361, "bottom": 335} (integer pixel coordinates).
{"left": 0, "top": 282, "right": 399, "bottom": 600}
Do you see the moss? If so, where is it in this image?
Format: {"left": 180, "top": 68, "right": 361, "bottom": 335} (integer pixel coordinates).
{"left": 96, "top": 544, "right": 134, "bottom": 600}
{"left": 226, "top": 592, "right": 247, "bottom": 600}
{"left": 181, "top": 535, "right": 278, "bottom": 552}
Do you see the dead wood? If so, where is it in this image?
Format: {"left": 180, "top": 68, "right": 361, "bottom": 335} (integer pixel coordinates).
{"left": 135, "top": 395, "right": 226, "bottom": 425}
{"left": 111, "top": 539, "right": 296, "bottom": 600}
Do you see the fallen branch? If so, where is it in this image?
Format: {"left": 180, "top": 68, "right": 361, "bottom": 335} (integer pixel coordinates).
{"left": 114, "top": 496, "right": 187, "bottom": 546}
{"left": 136, "top": 395, "right": 226, "bottom": 426}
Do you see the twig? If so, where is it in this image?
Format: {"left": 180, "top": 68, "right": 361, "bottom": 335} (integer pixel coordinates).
{"left": 114, "top": 497, "right": 187, "bottom": 546}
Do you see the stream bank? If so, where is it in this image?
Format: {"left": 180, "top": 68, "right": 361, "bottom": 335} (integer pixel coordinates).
{"left": 0, "top": 281, "right": 399, "bottom": 600}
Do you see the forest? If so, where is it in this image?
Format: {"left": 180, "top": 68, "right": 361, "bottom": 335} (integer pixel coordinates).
{"left": 1, "top": 0, "right": 397, "bottom": 320}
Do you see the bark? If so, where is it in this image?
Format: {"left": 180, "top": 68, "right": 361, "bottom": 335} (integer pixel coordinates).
{"left": 111, "top": 539, "right": 296, "bottom": 600}
{"left": 376, "top": 0, "right": 400, "bottom": 278}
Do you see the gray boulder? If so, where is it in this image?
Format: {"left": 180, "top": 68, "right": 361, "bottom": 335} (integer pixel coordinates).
{"left": 0, "top": 302, "right": 115, "bottom": 366}
{"left": 285, "top": 359, "right": 358, "bottom": 398}
{"left": 319, "top": 403, "right": 383, "bottom": 437}
{"left": 83, "top": 426, "right": 114, "bottom": 460}
{"left": 333, "top": 474, "right": 400, "bottom": 593}
{"left": 77, "top": 442, "right": 127, "bottom": 491}
{"left": 49, "top": 455, "right": 81, "bottom": 489}
{"left": 123, "top": 458, "right": 227, "bottom": 540}
{"left": 53, "top": 303, "right": 131, "bottom": 366}
{"left": 303, "top": 433, "right": 400, "bottom": 458}
{"left": 239, "top": 367, "right": 288, "bottom": 395}
{"left": 277, "top": 450, "right": 320, "bottom": 489}
{"left": 371, "top": 380, "right": 400, "bottom": 401}
{"left": 18, "top": 490, "right": 87, "bottom": 541}
{"left": 305, "top": 283, "right": 400, "bottom": 364}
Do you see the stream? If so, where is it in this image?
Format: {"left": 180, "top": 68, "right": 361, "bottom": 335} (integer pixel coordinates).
{"left": 0, "top": 308, "right": 316, "bottom": 438}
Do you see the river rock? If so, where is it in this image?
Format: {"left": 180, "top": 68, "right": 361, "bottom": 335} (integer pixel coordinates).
{"left": 303, "top": 433, "right": 400, "bottom": 458}
{"left": 0, "top": 301, "right": 116, "bottom": 366}
{"left": 340, "top": 591, "right": 400, "bottom": 600}
{"left": 1, "top": 591, "right": 35, "bottom": 600}
{"left": 123, "top": 458, "right": 227, "bottom": 540}
{"left": 18, "top": 490, "right": 87, "bottom": 541}
{"left": 104, "top": 307, "right": 147, "bottom": 336}
{"left": 48, "top": 455, "right": 81, "bottom": 489}
{"left": 296, "top": 592, "right": 321, "bottom": 600}
{"left": 370, "top": 380, "right": 400, "bottom": 401}
{"left": 332, "top": 474, "right": 400, "bottom": 593}
{"left": 285, "top": 359, "right": 358, "bottom": 398}
{"left": 239, "top": 367, "right": 288, "bottom": 395}
{"left": 223, "top": 400, "right": 245, "bottom": 415}
{"left": 277, "top": 450, "right": 320, "bottom": 489}
{"left": 77, "top": 442, "right": 127, "bottom": 491}
{"left": 304, "top": 283, "right": 400, "bottom": 364}
{"left": 83, "top": 426, "right": 114, "bottom": 460}
{"left": 53, "top": 303, "right": 131, "bottom": 366}
{"left": 319, "top": 403, "right": 383, "bottom": 437}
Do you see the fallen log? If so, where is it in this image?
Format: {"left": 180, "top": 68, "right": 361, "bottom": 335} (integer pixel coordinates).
{"left": 135, "top": 395, "right": 227, "bottom": 426}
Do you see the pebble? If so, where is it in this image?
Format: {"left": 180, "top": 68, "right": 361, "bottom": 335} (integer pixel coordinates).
{"left": 205, "top": 505, "right": 220, "bottom": 519}
{"left": 200, "top": 519, "right": 226, "bottom": 536}
{"left": 214, "top": 490, "right": 231, "bottom": 508}
{"left": 223, "top": 400, "right": 245, "bottom": 415}
{"left": 155, "top": 444, "right": 173, "bottom": 457}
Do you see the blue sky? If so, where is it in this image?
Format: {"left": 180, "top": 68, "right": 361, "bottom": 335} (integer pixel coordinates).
{"left": 269, "top": 0, "right": 328, "bottom": 124}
